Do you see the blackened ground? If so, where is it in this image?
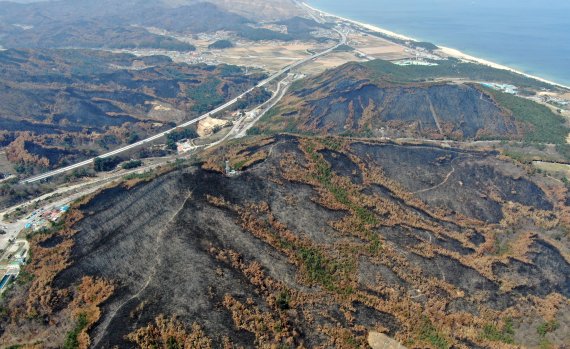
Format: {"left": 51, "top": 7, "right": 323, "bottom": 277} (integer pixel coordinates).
{"left": 350, "top": 142, "right": 550, "bottom": 223}
{"left": 493, "top": 240, "right": 570, "bottom": 298}
{"left": 48, "top": 136, "right": 566, "bottom": 347}
{"left": 319, "top": 149, "right": 363, "bottom": 184}
{"left": 280, "top": 63, "right": 521, "bottom": 140}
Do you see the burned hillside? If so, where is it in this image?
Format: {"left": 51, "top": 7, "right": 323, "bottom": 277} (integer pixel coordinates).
{"left": 258, "top": 62, "right": 568, "bottom": 143}
{"left": 1, "top": 135, "right": 569, "bottom": 348}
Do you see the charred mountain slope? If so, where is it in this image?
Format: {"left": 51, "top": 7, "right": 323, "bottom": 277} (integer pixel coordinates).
{"left": 259, "top": 63, "right": 567, "bottom": 142}
{"left": 0, "top": 49, "right": 264, "bottom": 169}
{"left": 2, "top": 135, "right": 569, "bottom": 348}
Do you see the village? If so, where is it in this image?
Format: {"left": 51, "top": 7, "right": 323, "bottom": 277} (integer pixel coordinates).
{"left": 0, "top": 204, "right": 69, "bottom": 293}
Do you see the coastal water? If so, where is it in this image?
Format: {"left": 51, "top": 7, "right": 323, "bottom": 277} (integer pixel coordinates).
{"left": 308, "top": 0, "right": 570, "bottom": 87}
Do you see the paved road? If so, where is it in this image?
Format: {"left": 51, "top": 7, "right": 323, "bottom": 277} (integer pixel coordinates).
{"left": 205, "top": 74, "right": 294, "bottom": 149}
{"left": 236, "top": 78, "right": 292, "bottom": 139}
{"left": 21, "top": 29, "right": 347, "bottom": 184}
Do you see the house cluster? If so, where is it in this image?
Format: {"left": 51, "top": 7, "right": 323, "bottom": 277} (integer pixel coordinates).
{"left": 24, "top": 204, "right": 70, "bottom": 231}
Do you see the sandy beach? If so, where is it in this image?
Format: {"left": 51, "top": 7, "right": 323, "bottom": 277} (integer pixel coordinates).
{"left": 301, "top": 2, "right": 570, "bottom": 90}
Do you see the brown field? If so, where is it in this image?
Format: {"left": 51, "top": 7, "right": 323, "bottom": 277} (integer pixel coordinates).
{"left": 190, "top": 29, "right": 412, "bottom": 75}
{"left": 158, "top": 27, "right": 412, "bottom": 77}
{"left": 209, "top": 41, "right": 324, "bottom": 72}
{"left": 348, "top": 31, "right": 412, "bottom": 61}
{"left": 297, "top": 51, "right": 366, "bottom": 75}
{"left": 209, "top": 30, "right": 413, "bottom": 76}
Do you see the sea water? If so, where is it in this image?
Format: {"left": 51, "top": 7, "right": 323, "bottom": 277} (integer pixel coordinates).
{"left": 308, "top": 0, "right": 570, "bottom": 86}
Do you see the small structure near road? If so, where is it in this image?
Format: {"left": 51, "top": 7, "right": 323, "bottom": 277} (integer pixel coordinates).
{"left": 176, "top": 139, "right": 197, "bottom": 154}
{"left": 225, "top": 160, "right": 240, "bottom": 177}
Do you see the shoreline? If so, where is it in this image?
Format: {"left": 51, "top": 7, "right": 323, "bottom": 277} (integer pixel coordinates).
{"left": 301, "top": 2, "right": 570, "bottom": 90}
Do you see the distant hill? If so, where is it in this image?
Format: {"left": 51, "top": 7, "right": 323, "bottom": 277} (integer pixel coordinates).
{"left": 0, "top": 21, "right": 196, "bottom": 51}
{"left": 194, "top": 0, "right": 303, "bottom": 20}
{"left": 0, "top": 0, "right": 303, "bottom": 19}
{"left": 257, "top": 61, "right": 569, "bottom": 143}
{"left": 0, "top": 0, "right": 313, "bottom": 50}
{"left": 208, "top": 39, "right": 234, "bottom": 49}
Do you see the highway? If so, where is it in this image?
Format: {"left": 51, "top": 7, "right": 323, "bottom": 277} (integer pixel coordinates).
{"left": 236, "top": 78, "right": 292, "bottom": 139}
{"left": 205, "top": 75, "right": 292, "bottom": 149}
{"left": 21, "top": 29, "right": 346, "bottom": 184}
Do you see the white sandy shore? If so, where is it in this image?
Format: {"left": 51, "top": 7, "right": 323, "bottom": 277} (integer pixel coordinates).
{"left": 301, "top": 2, "right": 570, "bottom": 90}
